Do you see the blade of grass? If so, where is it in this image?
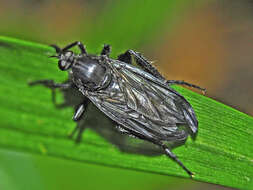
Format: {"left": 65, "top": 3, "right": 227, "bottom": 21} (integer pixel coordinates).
{"left": 0, "top": 36, "right": 252, "bottom": 190}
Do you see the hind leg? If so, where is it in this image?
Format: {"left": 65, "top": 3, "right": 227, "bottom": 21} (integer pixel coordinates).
{"left": 115, "top": 123, "right": 193, "bottom": 176}
{"left": 166, "top": 80, "right": 206, "bottom": 94}
{"left": 118, "top": 50, "right": 164, "bottom": 80}
{"left": 118, "top": 50, "right": 205, "bottom": 93}
{"left": 160, "top": 142, "right": 193, "bottom": 176}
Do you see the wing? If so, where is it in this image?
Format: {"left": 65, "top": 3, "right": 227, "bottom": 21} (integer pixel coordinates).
{"left": 86, "top": 61, "right": 198, "bottom": 142}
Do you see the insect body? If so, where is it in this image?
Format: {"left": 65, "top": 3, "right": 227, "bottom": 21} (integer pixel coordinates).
{"left": 30, "top": 41, "right": 205, "bottom": 177}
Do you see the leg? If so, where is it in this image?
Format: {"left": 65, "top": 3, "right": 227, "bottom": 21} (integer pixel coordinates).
{"left": 29, "top": 79, "right": 72, "bottom": 89}
{"left": 118, "top": 50, "right": 165, "bottom": 80}
{"left": 166, "top": 80, "right": 206, "bottom": 94}
{"left": 159, "top": 141, "right": 193, "bottom": 177}
{"left": 115, "top": 125, "right": 138, "bottom": 139}
{"left": 69, "top": 99, "right": 90, "bottom": 143}
{"left": 101, "top": 44, "right": 111, "bottom": 56}
{"left": 62, "top": 41, "right": 87, "bottom": 55}
{"left": 29, "top": 80, "right": 73, "bottom": 105}
{"left": 72, "top": 99, "right": 90, "bottom": 122}
{"left": 115, "top": 125, "right": 193, "bottom": 176}
{"left": 118, "top": 50, "right": 205, "bottom": 94}
{"left": 50, "top": 44, "right": 61, "bottom": 54}
{"left": 51, "top": 41, "right": 87, "bottom": 55}
{"left": 69, "top": 124, "right": 86, "bottom": 143}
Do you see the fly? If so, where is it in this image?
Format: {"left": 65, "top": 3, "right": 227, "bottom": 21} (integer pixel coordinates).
{"left": 29, "top": 41, "right": 206, "bottom": 177}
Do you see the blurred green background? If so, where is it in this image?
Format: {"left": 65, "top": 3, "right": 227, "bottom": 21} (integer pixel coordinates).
{"left": 0, "top": 0, "right": 252, "bottom": 189}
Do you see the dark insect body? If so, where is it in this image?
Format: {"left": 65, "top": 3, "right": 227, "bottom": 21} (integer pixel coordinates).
{"left": 29, "top": 41, "right": 205, "bottom": 177}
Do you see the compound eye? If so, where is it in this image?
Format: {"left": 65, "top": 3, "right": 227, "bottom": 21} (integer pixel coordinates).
{"left": 58, "top": 60, "right": 68, "bottom": 71}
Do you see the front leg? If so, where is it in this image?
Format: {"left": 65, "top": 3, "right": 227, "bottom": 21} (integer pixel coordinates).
{"left": 51, "top": 41, "right": 87, "bottom": 55}
{"left": 62, "top": 41, "right": 87, "bottom": 55}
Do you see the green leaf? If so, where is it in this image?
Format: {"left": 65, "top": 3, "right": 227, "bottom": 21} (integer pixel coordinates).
{"left": 0, "top": 36, "right": 252, "bottom": 190}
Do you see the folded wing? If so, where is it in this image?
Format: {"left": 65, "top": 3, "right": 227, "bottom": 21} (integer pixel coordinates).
{"left": 87, "top": 61, "right": 198, "bottom": 142}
